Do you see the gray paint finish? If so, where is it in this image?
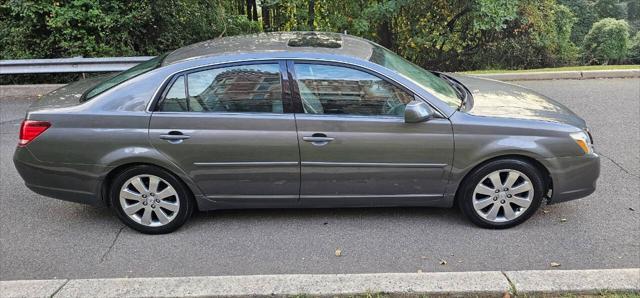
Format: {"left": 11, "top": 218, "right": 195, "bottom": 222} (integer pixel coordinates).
{"left": 13, "top": 32, "right": 599, "bottom": 216}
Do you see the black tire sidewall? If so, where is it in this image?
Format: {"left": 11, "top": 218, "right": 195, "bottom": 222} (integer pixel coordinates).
{"left": 110, "top": 165, "right": 193, "bottom": 234}
{"left": 458, "top": 159, "right": 545, "bottom": 229}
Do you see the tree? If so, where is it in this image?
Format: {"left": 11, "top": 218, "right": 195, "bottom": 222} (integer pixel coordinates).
{"left": 629, "top": 31, "right": 640, "bottom": 63}
{"left": 0, "top": 0, "right": 260, "bottom": 59}
{"left": 583, "top": 18, "right": 631, "bottom": 64}
{"left": 594, "top": 0, "right": 624, "bottom": 19}
{"left": 629, "top": 0, "right": 640, "bottom": 19}
{"left": 559, "top": 0, "right": 598, "bottom": 46}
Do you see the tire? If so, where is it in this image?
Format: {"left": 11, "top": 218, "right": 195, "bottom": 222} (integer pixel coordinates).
{"left": 110, "top": 165, "right": 194, "bottom": 234}
{"left": 457, "top": 158, "right": 545, "bottom": 229}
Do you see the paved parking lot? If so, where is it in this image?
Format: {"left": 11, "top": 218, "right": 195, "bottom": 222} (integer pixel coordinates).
{"left": 1, "top": 78, "right": 638, "bottom": 280}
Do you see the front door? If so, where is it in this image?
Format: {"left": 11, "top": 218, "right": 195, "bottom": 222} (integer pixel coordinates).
{"left": 149, "top": 62, "right": 300, "bottom": 206}
{"left": 289, "top": 62, "right": 454, "bottom": 205}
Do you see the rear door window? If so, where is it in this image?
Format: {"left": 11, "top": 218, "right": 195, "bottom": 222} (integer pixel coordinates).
{"left": 157, "top": 63, "right": 284, "bottom": 113}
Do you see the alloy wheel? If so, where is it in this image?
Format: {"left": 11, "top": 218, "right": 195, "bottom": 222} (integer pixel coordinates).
{"left": 472, "top": 169, "right": 534, "bottom": 223}
{"left": 119, "top": 174, "right": 180, "bottom": 227}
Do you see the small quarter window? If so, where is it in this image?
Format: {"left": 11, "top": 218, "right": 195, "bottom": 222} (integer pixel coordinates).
{"left": 159, "top": 75, "right": 187, "bottom": 112}
{"left": 294, "top": 64, "right": 413, "bottom": 116}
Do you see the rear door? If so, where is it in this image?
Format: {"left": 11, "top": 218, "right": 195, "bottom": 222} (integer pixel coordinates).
{"left": 289, "top": 61, "right": 454, "bottom": 206}
{"left": 149, "top": 61, "right": 300, "bottom": 206}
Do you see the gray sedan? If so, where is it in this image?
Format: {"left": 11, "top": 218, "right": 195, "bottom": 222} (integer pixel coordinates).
{"left": 13, "top": 32, "right": 600, "bottom": 234}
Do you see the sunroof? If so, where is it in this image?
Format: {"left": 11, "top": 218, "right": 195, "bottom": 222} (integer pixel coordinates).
{"left": 287, "top": 32, "right": 342, "bottom": 48}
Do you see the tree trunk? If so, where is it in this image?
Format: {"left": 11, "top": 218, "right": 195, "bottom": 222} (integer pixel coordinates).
{"left": 262, "top": 5, "right": 271, "bottom": 31}
{"left": 246, "top": 0, "right": 251, "bottom": 19}
{"left": 308, "top": 0, "right": 315, "bottom": 30}
{"left": 237, "top": 0, "right": 244, "bottom": 15}
{"left": 251, "top": 0, "right": 258, "bottom": 21}
{"left": 377, "top": 20, "right": 393, "bottom": 49}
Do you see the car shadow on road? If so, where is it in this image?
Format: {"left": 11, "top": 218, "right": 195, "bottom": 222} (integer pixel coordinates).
{"left": 187, "top": 206, "right": 472, "bottom": 229}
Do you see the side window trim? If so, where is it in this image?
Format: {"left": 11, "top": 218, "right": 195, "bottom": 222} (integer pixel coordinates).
{"left": 152, "top": 60, "right": 291, "bottom": 113}
{"left": 288, "top": 60, "right": 417, "bottom": 117}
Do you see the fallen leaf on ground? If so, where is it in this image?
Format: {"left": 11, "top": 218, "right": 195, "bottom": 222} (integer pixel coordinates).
{"left": 550, "top": 262, "right": 561, "bottom": 267}
{"left": 335, "top": 248, "right": 342, "bottom": 257}
{"left": 439, "top": 259, "right": 447, "bottom": 265}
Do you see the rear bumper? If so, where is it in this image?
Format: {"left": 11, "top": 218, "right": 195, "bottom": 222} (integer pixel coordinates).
{"left": 13, "top": 146, "right": 108, "bottom": 206}
{"left": 545, "top": 153, "right": 600, "bottom": 204}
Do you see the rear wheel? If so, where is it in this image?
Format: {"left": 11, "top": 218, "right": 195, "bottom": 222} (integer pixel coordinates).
{"left": 458, "top": 159, "right": 545, "bottom": 229}
{"left": 110, "top": 165, "right": 193, "bottom": 234}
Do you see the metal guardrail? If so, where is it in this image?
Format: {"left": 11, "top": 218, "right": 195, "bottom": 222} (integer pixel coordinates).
{"left": 0, "top": 56, "right": 155, "bottom": 74}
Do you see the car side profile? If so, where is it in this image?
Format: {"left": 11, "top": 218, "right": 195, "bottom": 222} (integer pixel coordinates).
{"left": 13, "top": 32, "right": 600, "bottom": 234}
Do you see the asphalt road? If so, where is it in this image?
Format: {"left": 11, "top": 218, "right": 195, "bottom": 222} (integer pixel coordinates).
{"left": 1, "top": 78, "right": 638, "bottom": 280}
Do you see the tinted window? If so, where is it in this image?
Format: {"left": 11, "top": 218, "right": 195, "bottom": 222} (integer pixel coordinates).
{"left": 187, "top": 64, "right": 283, "bottom": 113}
{"left": 294, "top": 64, "right": 413, "bottom": 116}
{"left": 83, "top": 54, "right": 166, "bottom": 101}
{"left": 159, "top": 75, "right": 187, "bottom": 112}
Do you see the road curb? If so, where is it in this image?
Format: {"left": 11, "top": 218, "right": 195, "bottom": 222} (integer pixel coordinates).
{"left": 504, "top": 269, "right": 640, "bottom": 295}
{"left": 466, "top": 69, "right": 640, "bottom": 81}
{"left": 1, "top": 269, "right": 638, "bottom": 297}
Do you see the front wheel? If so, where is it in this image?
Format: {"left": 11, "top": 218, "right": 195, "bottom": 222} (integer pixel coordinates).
{"left": 110, "top": 165, "right": 194, "bottom": 234}
{"left": 457, "top": 159, "right": 545, "bottom": 229}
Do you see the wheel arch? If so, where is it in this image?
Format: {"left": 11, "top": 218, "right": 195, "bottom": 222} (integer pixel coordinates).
{"left": 453, "top": 154, "right": 553, "bottom": 204}
{"left": 99, "top": 162, "right": 201, "bottom": 211}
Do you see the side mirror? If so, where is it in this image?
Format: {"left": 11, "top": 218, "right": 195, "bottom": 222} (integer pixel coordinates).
{"left": 404, "top": 100, "right": 435, "bottom": 123}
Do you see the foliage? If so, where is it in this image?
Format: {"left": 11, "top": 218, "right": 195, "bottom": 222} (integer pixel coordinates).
{"left": 559, "top": 0, "right": 599, "bottom": 46}
{"left": 629, "top": 31, "right": 640, "bottom": 63}
{"left": 629, "top": 0, "right": 640, "bottom": 20}
{"left": 0, "top": 0, "right": 260, "bottom": 59}
{"left": 594, "top": 0, "right": 625, "bottom": 19}
{"left": 1, "top": 0, "right": 638, "bottom": 80}
{"left": 583, "top": 18, "right": 631, "bottom": 64}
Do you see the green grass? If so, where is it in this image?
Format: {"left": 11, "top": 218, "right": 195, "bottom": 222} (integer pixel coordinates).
{"left": 462, "top": 64, "right": 639, "bottom": 74}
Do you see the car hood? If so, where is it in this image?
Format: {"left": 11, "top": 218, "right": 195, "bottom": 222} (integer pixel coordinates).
{"left": 28, "top": 74, "right": 115, "bottom": 112}
{"left": 450, "top": 74, "right": 586, "bottom": 129}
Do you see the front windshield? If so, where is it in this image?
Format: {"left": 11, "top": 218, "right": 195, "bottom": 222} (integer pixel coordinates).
{"left": 82, "top": 54, "right": 166, "bottom": 101}
{"left": 370, "top": 46, "right": 461, "bottom": 108}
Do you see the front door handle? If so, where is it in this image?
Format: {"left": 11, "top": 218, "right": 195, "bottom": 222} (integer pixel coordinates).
{"left": 303, "top": 133, "right": 334, "bottom": 146}
{"left": 160, "top": 131, "right": 190, "bottom": 143}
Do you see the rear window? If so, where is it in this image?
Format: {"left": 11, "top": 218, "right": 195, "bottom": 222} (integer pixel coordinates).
{"left": 81, "top": 54, "right": 166, "bottom": 101}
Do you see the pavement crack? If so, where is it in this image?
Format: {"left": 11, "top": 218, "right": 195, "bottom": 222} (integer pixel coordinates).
{"left": 598, "top": 151, "right": 639, "bottom": 179}
{"left": 100, "top": 226, "right": 125, "bottom": 264}
{"left": 501, "top": 271, "right": 518, "bottom": 296}
{"left": 49, "top": 279, "right": 69, "bottom": 298}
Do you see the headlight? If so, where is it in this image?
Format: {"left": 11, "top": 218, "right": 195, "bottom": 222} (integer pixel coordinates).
{"left": 570, "top": 131, "right": 593, "bottom": 154}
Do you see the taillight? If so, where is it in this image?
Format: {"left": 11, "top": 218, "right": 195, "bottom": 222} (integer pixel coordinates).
{"left": 18, "top": 120, "right": 51, "bottom": 146}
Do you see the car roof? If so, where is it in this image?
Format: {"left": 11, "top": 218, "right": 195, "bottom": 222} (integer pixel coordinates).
{"left": 163, "top": 32, "right": 377, "bottom": 65}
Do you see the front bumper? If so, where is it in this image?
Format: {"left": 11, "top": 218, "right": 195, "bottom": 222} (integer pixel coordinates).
{"left": 13, "top": 146, "right": 108, "bottom": 206}
{"left": 545, "top": 153, "right": 600, "bottom": 204}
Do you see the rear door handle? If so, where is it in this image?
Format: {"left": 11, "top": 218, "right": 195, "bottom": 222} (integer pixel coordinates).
{"left": 160, "top": 131, "right": 190, "bottom": 143}
{"left": 303, "top": 133, "right": 334, "bottom": 146}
